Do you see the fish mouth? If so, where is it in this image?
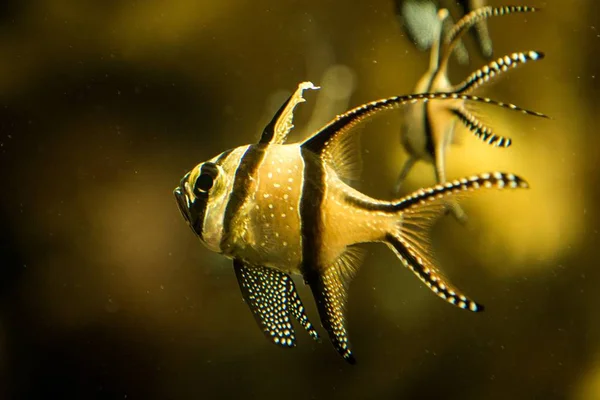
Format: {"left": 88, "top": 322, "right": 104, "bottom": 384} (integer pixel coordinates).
{"left": 174, "top": 187, "right": 192, "bottom": 225}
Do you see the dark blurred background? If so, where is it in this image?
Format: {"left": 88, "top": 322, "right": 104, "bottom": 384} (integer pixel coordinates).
{"left": 0, "top": 0, "right": 599, "bottom": 399}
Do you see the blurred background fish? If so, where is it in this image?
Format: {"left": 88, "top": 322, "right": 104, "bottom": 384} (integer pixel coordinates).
{"left": 394, "top": 6, "right": 546, "bottom": 223}
{"left": 0, "top": 0, "right": 599, "bottom": 399}
{"left": 395, "top": 0, "right": 494, "bottom": 63}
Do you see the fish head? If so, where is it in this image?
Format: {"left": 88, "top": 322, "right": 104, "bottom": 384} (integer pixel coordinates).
{"left": 174, "top": 148, "right": 240, "bottom": 252}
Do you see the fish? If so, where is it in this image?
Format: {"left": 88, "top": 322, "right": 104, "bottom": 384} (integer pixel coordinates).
{"left": 174, "top": 81, "right": 540, "bottom": 364}
{"left": 457, "top": 0, "right": 494, "bottom": 59}
{"left": 395, "top": 0, "right": 493, "bottom": 65}
{"left": 394, "top": 5, "right": 546, "bottom": 223}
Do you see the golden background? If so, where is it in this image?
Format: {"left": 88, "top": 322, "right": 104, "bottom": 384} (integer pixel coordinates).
{"left": 0, "top": 0, "right": 598, "bottom": 398}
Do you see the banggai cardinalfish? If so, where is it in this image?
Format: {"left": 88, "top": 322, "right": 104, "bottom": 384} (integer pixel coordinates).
{"left": 174, "top": 82, "right": 533, "bottom": 364}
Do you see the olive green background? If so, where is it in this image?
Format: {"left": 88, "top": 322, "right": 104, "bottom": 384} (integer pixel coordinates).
{"left": 0, "top": 0, "right": 598, "bottom": 399}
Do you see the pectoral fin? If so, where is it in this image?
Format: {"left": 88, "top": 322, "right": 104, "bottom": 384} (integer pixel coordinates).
{"left": 233, "top": 260, "right": 320, "bottom": 348}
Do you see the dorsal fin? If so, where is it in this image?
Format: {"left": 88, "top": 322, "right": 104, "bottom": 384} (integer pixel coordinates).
{"left": 437, "top": 6, "right": 538, "bottom": 79}
{"left": 320, "top": 124, "right": 363, "bottom": 182}
{"left": 259, "top": 82, "right": 319, "bottom": 145}
{"left": 301, "top": 92, "right": 547, "bottom": 158}
{"left": 306, "top": 246, "right": 366, "bottom": 364}
{"left": 453, "top": 51, "right": 545, "bottom": 94}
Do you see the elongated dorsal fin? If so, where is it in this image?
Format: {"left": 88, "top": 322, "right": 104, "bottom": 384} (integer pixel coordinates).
{"left": 302, "top": 92, "right": 547, "bottom": 159}
{"left": 259, "top": 82, "right": 319, "bottom": 145}
{"left": 306, "top": 246, "right": 365, "bottom": 364}
{"left": 453, "top": 51, "right": 544, "bottom": 94}
{"left": 437, "top": 6, "right": 538, "bottom": 78}
{"left": 233, "top": 260, "right": 320, "bottom": 347}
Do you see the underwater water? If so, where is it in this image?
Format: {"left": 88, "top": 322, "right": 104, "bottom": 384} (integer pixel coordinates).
{"left": 0, "top": 0, "right": 599, "bottom": 398}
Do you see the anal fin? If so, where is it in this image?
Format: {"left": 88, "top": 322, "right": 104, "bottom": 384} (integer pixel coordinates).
{"left": 233, "top": 260, "right": 320, "bottom": 348}
{"left": 306, "top": 247, "right": 365, "bottom": 364}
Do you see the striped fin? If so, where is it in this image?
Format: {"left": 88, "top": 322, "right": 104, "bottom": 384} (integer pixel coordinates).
{"left": 306, "top": 247, "right": 365, "bottom": 364}
{"left": 438, "top": 6, "right": 538, "bottom": 76}
{"left": 233, "top": 260, "right": 320, "bottom": 348}
{"left": 458, "top": 0, "right": 494, "bottom": 58}
{"left": 387, "top": 172, "right": 529, "bottom": 310}
{"left": 452, "top": 107, "right": 513, "bottom": 148}
{"left": 453, "top": 51, "right": 545, "bottom": 94}
{"left": 440, "top": 8, "right": 470, "bottom": 64}
{"left": 387, "top": 234, "right": 483, "bottom": 312}
{"left": 445, "top": 6, "right": 538, "bottom": 53}
{"left": 303, "top": 92, "right": 547, "bottom": 159}
{"left": 259, "top": 82, "right": 319, "bottom": 145}
{"left": 395, "top": 172, "right": 529, "bottom": 211}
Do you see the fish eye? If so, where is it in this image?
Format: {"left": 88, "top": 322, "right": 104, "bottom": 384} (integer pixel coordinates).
{"left": 194, "top": 162, "right": 219, "bottom": 195}
{"left": 195, "top": 174, "right": 214, "bottom": 193}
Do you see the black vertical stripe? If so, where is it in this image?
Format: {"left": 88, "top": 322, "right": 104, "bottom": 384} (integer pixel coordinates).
{"left": 300, "top": 149, "right": 358, "bottom": 364}
{"left": 189, "top": 193, "right": 209, "bottom": 240}
{"left": 299, "top": 148, "right": 325, "bottom": 279}
{"left": 220, "top": 144, "right": 267, "bottom": 253}
{"left": 423, "top": 77, "right": 436, "bottom": 158}
{"left": 179, "top": 149, "right": 234, "bottom": 241}
{"left": 424, "top": 105, "right": 436, "bottom": 158}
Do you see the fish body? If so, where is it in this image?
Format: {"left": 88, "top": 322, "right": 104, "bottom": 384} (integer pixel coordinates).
{"left": 396, "top": 5, "right": 546, "bottom": 222}
{"left": 175, "top": 82, "right": 538, "bottom": 363}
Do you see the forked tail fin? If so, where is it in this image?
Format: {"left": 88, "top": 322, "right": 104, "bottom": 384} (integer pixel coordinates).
{"left": 386, "top": 172, "right": 529, "bottom": 311}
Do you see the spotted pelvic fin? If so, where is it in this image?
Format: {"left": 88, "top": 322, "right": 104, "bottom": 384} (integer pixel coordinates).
{"left": 233, "top": 260, "right": 320, "bottom": 348}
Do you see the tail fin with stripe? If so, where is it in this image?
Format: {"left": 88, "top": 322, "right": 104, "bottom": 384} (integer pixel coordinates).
{"left": 386, "top": 172, "right": 529, "bottom": 311}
